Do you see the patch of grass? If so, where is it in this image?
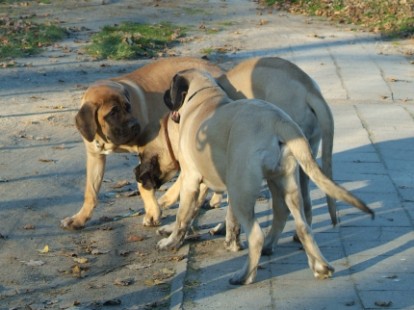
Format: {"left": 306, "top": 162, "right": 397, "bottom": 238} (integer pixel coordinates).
{"left": 200, "top": 45, "right": 234, "bottom": 55}
{"left": 0, "top": 16, "right": 67, "bottom": 61}
{"left": 262, "top": 0, "right": 414, "bottom": 38}
{"left": 183, "top": 7, "right": 209, "bottom": 15}
{"left": 218, "top": 21, "right": 236, "bottom": 27}
{"left": 84, "top": 22, "right": 186, "bottom": 60}
{"left": 200, "top": 47, "right": 214, "bottom": 55}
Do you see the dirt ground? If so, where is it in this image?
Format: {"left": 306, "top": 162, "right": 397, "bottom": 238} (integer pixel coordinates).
{"left": 0, "top": 1, "right": 412, "bottom": 309}
{"left": 0, "top": 1, "right": 263, "bottom": 309}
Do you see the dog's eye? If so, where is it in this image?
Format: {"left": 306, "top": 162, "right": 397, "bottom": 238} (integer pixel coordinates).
{"left": 109, "top": 106, "right": 120, "bottom": 116}
{"left": 125, "top": 102, "right": 131, "bottom": 112}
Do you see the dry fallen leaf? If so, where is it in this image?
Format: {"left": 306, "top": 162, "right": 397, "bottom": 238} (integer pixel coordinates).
{"left": 38, "top": 245, "right": 50, "bottom": 254}
{"left": 99, "top": 225, "right": 113, "bottom": 231}
{"left": 167, "top": 254, "right": 186, "bottom": 262}
{"left": 127, "top": 234, "right": 145, "bottom": 242}
{"left": 144, "top": 279, "right": 159, "bottom": 286}
{"left": 52, "top": 145, "right": 66, "bottom": 150}
{"left": 111, "top": 180, "right": 130, "bottom": 189}
{"left": 114, "top": 278, "right": 134, "bottom": 286}
{"left": 72, "top": 265, "right": 81, "bottom": 275}
{"left": 258, "top": 19, "right": 268, "bottom": 25}
{"left": 71, "top": 264, "right": 89, "bottom": 278}
{"left": 73, "top": 257, "right": 88, "bottom": 264}
{"left": 375, "top": 300, "right": 393, "bottom": 307}
{"left": 126, "top": 263, "right": 151, "bottom": 270}
{"left": 91, "top": 249, "right": 110, "bottom": 255}
{"left": 116, "top": 190, "right": 139, "bottom": 198}
{"left": 160, "top": 268, "right": 175, "bottom": 278}
{"left": 39, "top": 158, "right": 56, "bottom": 163}
{"left": 87, "top": 282, "right": 107, "bottom": 289}
{"left": 147, "top": 268, "right": 176, "bottom": 285}
{"left": 119, "top": 250, "right": 131, "bottom": 257}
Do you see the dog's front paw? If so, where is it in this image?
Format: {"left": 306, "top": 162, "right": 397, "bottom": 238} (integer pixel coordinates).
{"left": 312, "top": 261, "right": 335, "bottom": 279}
{"left": 142, "top": 213, "right": 161, "bottom": 227}
{"left": 209, "top": 222, "right": 225, "bottom": 235}
{"left": 224, "top": 238, "right": 243, "bottom": 252}
{"left": 229, "top": 269, "right": 256, "bottom": 285}
{"left": 157, "top": 235, "right": 183, "bottom": 251}
{"left": 157, "top": 223, "right": 175, "bottom": 236}
{"left": 60, "top": 215, "right": 86, "bottom": 230}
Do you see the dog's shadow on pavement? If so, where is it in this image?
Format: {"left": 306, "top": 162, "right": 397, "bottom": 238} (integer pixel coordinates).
{"left": 1, "top": 136, "right": 413, "bottom": 308}
{"left": 150, "top": 136, "right": 414, "bottom": 306}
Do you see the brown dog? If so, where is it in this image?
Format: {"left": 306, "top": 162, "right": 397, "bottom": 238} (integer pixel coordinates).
{"left": 61, "top": 57, "right": 223, "bottom": 229}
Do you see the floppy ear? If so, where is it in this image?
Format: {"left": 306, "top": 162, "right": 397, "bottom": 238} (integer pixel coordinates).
{"left": 170, "top": 74, "right": 189, "bottom": 110}
{"left": 123, "top": 86, "right": 131, "bottom": 102}
{"left": 163, "top": 89, "right": 173, "bottom": 111}
{"left": 75, "top": 102, "right": 98, "bottom": 142}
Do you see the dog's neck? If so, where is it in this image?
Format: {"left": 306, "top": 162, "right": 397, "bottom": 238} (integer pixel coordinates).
{"left": 186, "top": 85, "right": 222, "bottom": 103}
{"left": 162, "top": 114, "right": 180, "bottom": 171}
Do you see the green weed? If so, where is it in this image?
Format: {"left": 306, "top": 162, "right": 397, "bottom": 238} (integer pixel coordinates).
{"left": 85, "top": 22, "right": 185, "bottom": 60}
{"left": 0, "top": 17, "right": 66, "bottom": 60}
{"left": 0, "top": 16, "right": 66, "bottom": 60}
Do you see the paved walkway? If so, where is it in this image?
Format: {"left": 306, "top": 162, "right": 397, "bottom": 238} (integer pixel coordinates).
{"left": 168, "top": 2, "right": 414, "bottom": 309}
{"left": 171, "top": 102, "right": 414, "bottom": 310}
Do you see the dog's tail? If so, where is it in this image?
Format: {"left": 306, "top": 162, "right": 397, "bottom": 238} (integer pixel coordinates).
{"left": 275, "top": 119, "right": 374, "bottom": 220}
{"left": 306, "top": 87, "right": 337, "bottom": 225}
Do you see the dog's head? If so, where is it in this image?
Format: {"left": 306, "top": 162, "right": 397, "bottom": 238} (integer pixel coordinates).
{"left": 133, "top": 156, "right": 162, "bottom": 190}
{"left": 164, "top": 69, "right": 219, "bottom": 123}
{"left": 75, "top": 80, "right": 140, "bottom": 145}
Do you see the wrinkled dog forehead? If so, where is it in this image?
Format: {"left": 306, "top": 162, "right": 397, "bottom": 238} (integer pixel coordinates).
{"left": 83, "top": 81, "right": 129, "bottom": 105}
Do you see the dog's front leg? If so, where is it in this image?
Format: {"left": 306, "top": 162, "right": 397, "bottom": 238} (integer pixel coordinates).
{"left": 138, "top": 183, "right": 162, "bottom": 226}
{"left": 157, "top": 175, "right": 201, "bottom": 251}
{"left": 158, "top": 173, "right": 182, "bottom": 209}
{"left": 61, "top": 152, "right": 106, "bottom": 229}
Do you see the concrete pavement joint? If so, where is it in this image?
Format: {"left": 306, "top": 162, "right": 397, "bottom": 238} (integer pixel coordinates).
{"left": 328, "top": 46, "right": 350, "bottom": 100}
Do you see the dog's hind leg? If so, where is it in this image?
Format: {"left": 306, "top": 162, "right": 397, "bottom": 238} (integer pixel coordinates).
{"left": 292, "top": 168, "right": 312, "bottom": 243}
{"left": 262, "top": 179, "right": 290, "bottom": 255}
{"left": 227, "top": 171, "right": 264, "bottom": 285}
{"left": 294, "top": 133, "right": 320, "bottom": 242}
{"left": 224, "top": 204, "right": 242, "bottom": 252}
{"left": 299, "top": 168, "right": 312, "bottom": 227}
{"left": 283, "top": 160, "right": 334, "bottom": 279}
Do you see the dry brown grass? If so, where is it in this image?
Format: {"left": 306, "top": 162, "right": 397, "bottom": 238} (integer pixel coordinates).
{"left": 261, "top": 0, "right": 414, "bottom": 38}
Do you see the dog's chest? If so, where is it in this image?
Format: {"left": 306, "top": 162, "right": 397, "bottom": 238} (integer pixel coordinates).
{"left": 93, "top": 139, "right": 138, "bottom": 154}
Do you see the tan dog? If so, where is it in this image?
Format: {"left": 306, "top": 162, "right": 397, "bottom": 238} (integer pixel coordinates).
{"left": 61, "top": 57, "right": 223, "bottom": 229}
{"left": 158, "top": 69, "right": 374, "bottom": 285}
{"left": 159, "top": 57, "right": 336, "bottom": 230}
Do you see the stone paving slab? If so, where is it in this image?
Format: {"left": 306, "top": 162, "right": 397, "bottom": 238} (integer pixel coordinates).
{"left": 174, "top": 102, "right": 414, "bottom": 310}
